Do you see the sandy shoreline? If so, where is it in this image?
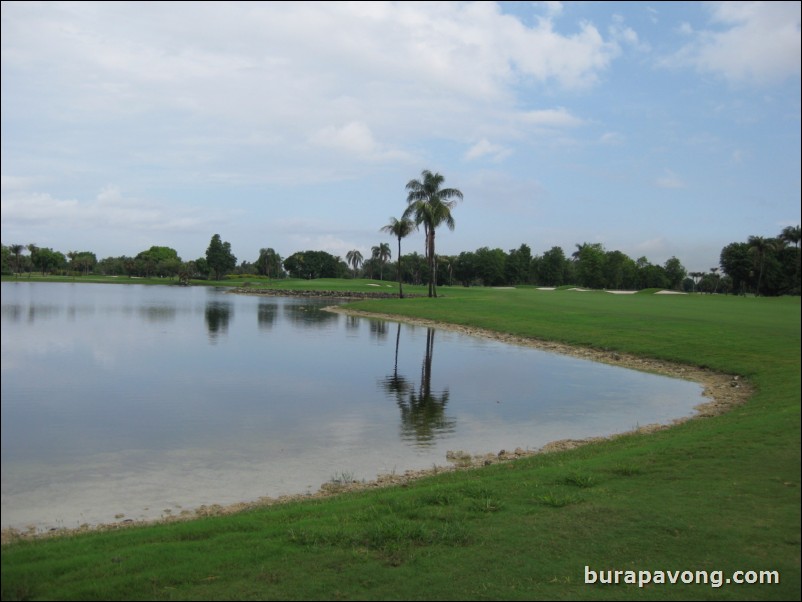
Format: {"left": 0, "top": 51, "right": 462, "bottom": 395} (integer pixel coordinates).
{"left": 1, "top": 305, "right": 752, "bottom": 544}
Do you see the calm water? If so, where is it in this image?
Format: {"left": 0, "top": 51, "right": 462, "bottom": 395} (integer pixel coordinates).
{"left": 1, "top": 282, "right": 703, "bottom": 532}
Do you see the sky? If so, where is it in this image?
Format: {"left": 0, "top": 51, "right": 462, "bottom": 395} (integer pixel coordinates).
{"left": 1, "top": 1, "right": 800, "bottom": 273}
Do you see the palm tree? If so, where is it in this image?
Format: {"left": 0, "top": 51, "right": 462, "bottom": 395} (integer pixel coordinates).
{"left": 9, "top": 244, "right": 24, "bottom": 275}
{"left": 780, "top": 225, "right": 801, "bottom": 248}
{"left": 345, "top": 249, "right": 363, "bottom": 278}
{"left": 372, "top": 242, "right": 391, "bottom": 281}
{"left": 381, "top": 216, "right": 416, "bottom": 298}
{"left": 780, "top": 225, "right": 800, "bottom": 291}
{"left": 404, "top": 169, "right": 463, "bottom": 297}
{"left": 748, "top": 236, "right": 775, "bottom": 296}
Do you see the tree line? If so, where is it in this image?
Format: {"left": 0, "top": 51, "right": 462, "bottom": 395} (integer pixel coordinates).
{"left": 3, "top": 226, "right": 798, "bottom": 296}
{"left": 1, "top": 168, "right": 799, "bottom": 296}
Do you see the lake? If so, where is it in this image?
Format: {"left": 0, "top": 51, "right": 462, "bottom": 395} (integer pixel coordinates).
{"left": 1, "top": 281, "right": 703, "bottom": 532}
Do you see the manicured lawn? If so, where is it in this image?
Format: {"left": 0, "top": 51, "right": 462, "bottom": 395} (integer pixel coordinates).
{"left": 2, "top": 285, "right": 799, "bottom": 600}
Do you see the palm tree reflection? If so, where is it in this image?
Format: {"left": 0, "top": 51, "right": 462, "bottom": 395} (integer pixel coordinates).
{"left": 380, "top": 324, "right": 455, "bottom": 446}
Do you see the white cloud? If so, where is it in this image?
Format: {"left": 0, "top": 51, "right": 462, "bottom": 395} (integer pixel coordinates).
{"left": 599, "top": 132, "right": 625, "bottom": 145}
{"left": 517, "top": 108, "right": 584, "bottom": 128}
{"left": 656, "top": 169, "right": 685, "bottom": 189}
{"left": 666, "top": 1, "right": 801, "bottom": 85}
{"left": 464, "top": 139, "right": 512, "bottom": 162}
{"left": 609, "top": 14, "right": 650, "bottom": 52}
{"left": 1, "top": 184, "right": 214, "bottom": 234}
{"left": 311, "top": 122, "right": 379, "bottom": 156}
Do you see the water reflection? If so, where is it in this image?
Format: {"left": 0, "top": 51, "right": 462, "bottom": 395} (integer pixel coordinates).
{"left": 205, "top": 300, "right": 232, "bottom": 341}
{"left": 1, "top": 282, "right": 705, "bottom": 533}
{"left": 257, "top": 302, "right": 278, "bottom": 330}
{"left": 380, "top": 323, "right": 455, "bottom": 446}
{"left": 282, "top": 303, "right": 339, "bottom": 327}
{"left": 139, "top": 305, "right": 177, "bottom": 323}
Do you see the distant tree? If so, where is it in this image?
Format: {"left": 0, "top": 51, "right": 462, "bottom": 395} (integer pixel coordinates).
{"left": 453, "top": 250, "right": 477, "bottom": 286}
{"left": 372, "top": 242, "right": 392, "bottom": 280}
{"left": 719, "top": 243, "right": 752, "bottom": 294}
{"left": 257, "top": 248, "right": 282, "bottom": 279}
{"left": 9, "top": 244, "right": 25, "bottom": 274}
{"left": 1, "top": 245, "right": 11, "bottom": 274}
{"left": 474, "top": 247, "right": 507, "bottom": 286}
{"left": 780, "top": 225, "right": 800, "bottom": 293}
{"left": 748, "top": 236, "right": 776, "bottom": 296}
{"left": 133, "top": 246, "right": 181, "bottom": 278}
{"left": 604, "top": 250, "right": 635, "bottom": 290}
{"left": 573, "top": 242, "right": 606, "bottom": 289}
{"left": 404, "top": 169, "right": 463, "bottom": 297}
{"left": 70, "top": 251, "right": 97, "bottom": 276}
{"left": 284, "top": 250, "right": 343, "bottom": 279}
{"left": 539, "top": 246, "right": 569, "bottom": 286}
{"left": 381, "top": 216, "right": 416, "bottom": 298}
{"left": 205, "top": 235, "right": 237, "bottom": 281}
{"left": 505, "top": 244, "right": 532, "bottom": 285}
{"left": 780, "top": 225, "right": 801, "bottom": 248}
{"left": 345, "top": 249, "right": 363, "bottom": 278}
{"left": 30, "top": 246, "right": 66, "bottom": 275}
{"left": 663, "top": 256, "right": 687, "bottom": 291}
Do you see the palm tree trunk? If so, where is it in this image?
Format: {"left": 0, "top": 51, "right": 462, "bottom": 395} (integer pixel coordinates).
{"left": 429, "top": 228, "right": 436, "bottom": 298}
{"left": 397, "top": 236, "right": 404, "bottom": 298}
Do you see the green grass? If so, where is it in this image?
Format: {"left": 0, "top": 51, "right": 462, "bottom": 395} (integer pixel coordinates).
{"left": 2, "top": 284, "right": 799, "bottom": 600}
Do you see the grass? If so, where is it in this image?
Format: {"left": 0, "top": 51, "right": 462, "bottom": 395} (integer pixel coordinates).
{"left": 1, "top": 283, "right": 799, "bottom": 600}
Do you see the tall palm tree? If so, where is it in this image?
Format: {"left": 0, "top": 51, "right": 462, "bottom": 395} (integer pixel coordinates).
{"left": 404, "top": 169, "right": 463, "bottom": 297}
{"left": 381, "top": 216, "right": 416, "bottom": 298}
{"left": 780, "top": 225, "right": 801, "bottom": 248}
{"left": 748, "top": 236, "right": 775, "bottom": 296}
{"left": 345, "top": 249, "right": 363, "bottom": 278}
{"left": 372, "top": 242, "right": 391, "bottom": 281}
{"left": 9, "top": 244, "right": 24, "bottom": 275}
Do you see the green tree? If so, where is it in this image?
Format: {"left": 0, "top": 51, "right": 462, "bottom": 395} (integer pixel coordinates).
{"left": 372, "top": 243, "right": 391, "bottom": 280}
{"left": 381, "top": 216, "right": 416, "bottom": 298}
{"left": 9, "top": 244, "right": 25, "bottom": 275}
{"left": 70, "top": 251, "right": 97, "bottom": 276}
{"left": 474, "top": 247, "right": 507, "bottom": 286}
{"left": 719, "top": 242, "right": 752, "bottom": 294}
{"left": 573, "top": 243, "right": 606, "bottom": 289}
{"left": 257, "top": 248, "right": 282, "bottom": 279}
{"left": 780, "top": 225, "right": 801, "bottom": 248}
{"left": 284, "top": 250, "right": 343, "bottom": 279}
{"left": 748, "top": 236, "right": 776, "bottom": 296}
{"left": 404, "top": 169, "right": 463, "bottom": 297}
{"left": 345, "top": 249, "right": 364, "bottom": 278}
{"left": 538, "top": 246, "right": 569, "bottom": 286}
{"left": 663, "top": 256, "right": 687, "bottom": 291}
{"left": 205, "top": 235, "right": 237, "bottom": 281}
{"left": 30, "top": 246, "right": 66, "bottom": 275}
{"left": 505, "top": 244, "right": 532, "bottom": 285}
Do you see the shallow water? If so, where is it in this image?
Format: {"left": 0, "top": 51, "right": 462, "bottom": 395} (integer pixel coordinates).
{"left": 1, "top": 281, "right": 703, "bottom": 532}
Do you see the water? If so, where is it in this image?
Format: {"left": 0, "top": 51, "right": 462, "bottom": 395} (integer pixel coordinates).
{"left": 1, "top": 281, "right": 703, "bottom": 532}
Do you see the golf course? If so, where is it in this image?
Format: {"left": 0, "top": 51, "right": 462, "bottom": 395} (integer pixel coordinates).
{"left": 1, "top": 280, "right": 799, "bottom": 601}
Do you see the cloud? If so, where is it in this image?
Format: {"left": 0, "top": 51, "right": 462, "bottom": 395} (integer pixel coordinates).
{"left": 517, "top": 108, "right": 585, "bottom": 128}
{"left": 310, "top": 121, "right": 410, "bottom": 162}
{"left": 1, "top": 183, "right": 216, "bottom": 235}
{"left": 599, "top": 132, "right": 625, "bottom": 145}
{"left": 655, "top": 169, "right": 685, "bottom": 189}
{"left": 464, "top": 139, "right": 512, "bottom": 162}
{"left": 665, "top": 1, "right": 801, "bottom": 85}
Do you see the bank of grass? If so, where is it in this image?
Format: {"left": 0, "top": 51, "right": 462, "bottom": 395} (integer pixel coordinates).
{"left": 2, "top": 285, "right": 799, "bottom": 600}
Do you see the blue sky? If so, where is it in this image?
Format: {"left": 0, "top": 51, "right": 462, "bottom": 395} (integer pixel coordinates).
{"left": 2, "top": 1, "right": 800, "bottom": 272}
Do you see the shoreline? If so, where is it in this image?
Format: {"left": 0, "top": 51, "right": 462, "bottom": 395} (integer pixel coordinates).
{"left": 1, "top": 304, "right": 752, "bottom": 545}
